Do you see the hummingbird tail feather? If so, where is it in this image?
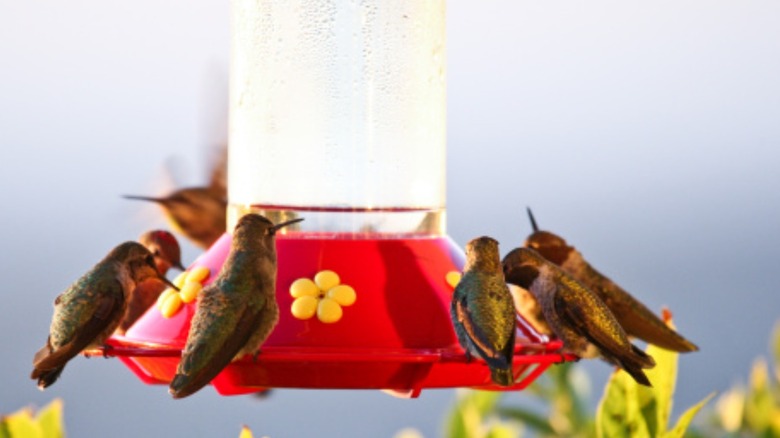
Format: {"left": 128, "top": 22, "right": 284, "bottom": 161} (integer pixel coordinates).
{"left": 636, "top": 326, "right": 699, "bottom": 353}
{"left": 31, "top": 365, "right": 65, "bottom": 390}
{"left": 169, "top": 373, "right": 208, "bottom": 399}
{"left": 629, "top": 345, "right": 656, "bottom": 369}
{"left": 621, "top": 363, "right": 652, "bottom": 387}
{"left": 490, "top": 367, "right": 514, "bottom": 387}
{"left": 616, "top": 300, "right": 700, "bottom": 353}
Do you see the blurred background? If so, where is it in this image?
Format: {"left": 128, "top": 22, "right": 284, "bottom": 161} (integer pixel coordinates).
{"left": 1, "top": 0, "right": 779, "bottom": 436}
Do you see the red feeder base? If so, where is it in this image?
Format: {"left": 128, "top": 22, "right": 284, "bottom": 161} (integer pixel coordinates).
{"left": 98, "top": 233, "right": 574, "bottom": 397}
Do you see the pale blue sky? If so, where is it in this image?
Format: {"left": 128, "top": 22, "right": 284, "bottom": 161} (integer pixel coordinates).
{"left": 1, "top": 1, "right": 779, "bottom": 436}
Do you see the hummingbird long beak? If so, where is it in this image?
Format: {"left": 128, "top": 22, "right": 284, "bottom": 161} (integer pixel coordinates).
{"left": 123, "top": 195, "right": 165, "bottom": 203}
{"left": 161, "top": 275, "right": 180, "bottom": 291}
{"left": 270, "top": 217, "right": 305, "bottom": 234}
{"left": 526, "top": 207, "right": 540, "bottom": 233}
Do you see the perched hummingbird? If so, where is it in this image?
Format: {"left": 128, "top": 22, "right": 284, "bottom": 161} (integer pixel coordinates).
{"left": 139, "top": 229, "right": 186, "bottom": 273}
{"left": 123, "top": 187, "right": 227, "bottom": 250}
{"left": 450, "top": 236, "right": 516, "bottom": 387}
{"left": 31, "top": 242, "right": 178, "bottom": 389}
{"left": 169, "top": 214, "right": 304, "bottom": 399}
{"left": 116, "top": 230, "right": 186, "bottom": 335}
{"left": 503, "top": 247, "right": 656, "bottom": 386}
{"left": 524, "top": 208, "right": 698, "bottom": 353}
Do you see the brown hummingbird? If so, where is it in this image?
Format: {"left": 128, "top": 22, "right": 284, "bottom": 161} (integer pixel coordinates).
{"left": 116, "top": 230, "right": 186, "bottom": 335}
{"left": 31, "top": 241, "right": 178, "bottom": 389}
{"left": 123, "top": 187, "right": 227, "bottom": 250}
{"left": 503, "top": 246, "right": 656, "bottom": 386}
{"left": 169, "top": 214, "right": 304, "bottom": 399}
{"left": 524, "top": 208, "right": 698, "bottom": 353}
{"left": 450, "top": 236, "right": 516, "bottom": 386}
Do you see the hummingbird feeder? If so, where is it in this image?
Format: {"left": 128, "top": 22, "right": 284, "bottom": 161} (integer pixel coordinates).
{"left": 101, "top": 0, "right": 574, "bottom": 397}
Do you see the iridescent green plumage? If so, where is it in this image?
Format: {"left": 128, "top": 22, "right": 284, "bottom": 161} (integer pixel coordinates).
{"left": 169, "top": 214, "right": 303, "bottom": 399}
{"left": 503, "top": 247, "right": 656, "bottom": 387}
{"left": 450, "top": 236, "right": 516, "bottom": 386}
{"left": 31, "top": 242, "right": 169, "bottom": 389}
{"left": 524, "top": 208, "right": 698, "bottom": 353}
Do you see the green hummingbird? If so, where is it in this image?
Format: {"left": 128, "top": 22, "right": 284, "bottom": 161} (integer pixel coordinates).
{"left": 123, "top": 187, "right": 227, "bottom": 250}
{"left": 524, "top": 208, "right": 698, "bottom": 353}
{"left": 169, "top": 214, "right": 304, "bottom": 399}
{"left": 31, "top": 241, "right": 178, "bottom": 389}
{"left": 503, "top": 246, "right": 656, "bottom": 386}
{"left": 450, "top": 236, "right": 516, "bottom": 387}
{"left": 116, "top": 230, "right": 186, "bottom": 335}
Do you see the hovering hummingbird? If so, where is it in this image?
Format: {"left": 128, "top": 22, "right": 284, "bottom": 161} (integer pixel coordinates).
{"left": 450, "top": 236, "right": 516, "bottom": 387}
{"left": 31, "top": 242, "right": 178, "bottom": 389}
{"left": 123, "top": 187, "right": 227, "bottom": 250}
{"left": 503, "top": 247, "right": 656, "bottom": 386}
{"left": 123, "top": 143, "right": 228, "bottom": 249}
{"left": 116, "top": 230, "right": 186, "bottom": 335}
{"left": 523, "top": 208, "right": 698, "bottom": 353}
{"left": 169, "top": 214, "right": 304, "bottom": 399}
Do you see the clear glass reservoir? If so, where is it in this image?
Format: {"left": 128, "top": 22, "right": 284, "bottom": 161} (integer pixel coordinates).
{"left": 229, "top": 0, "right": 446, "bottom": 235}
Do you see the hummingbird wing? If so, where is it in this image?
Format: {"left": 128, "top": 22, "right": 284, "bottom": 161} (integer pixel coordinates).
{"left": 453, "top": 282, "right": 515, "bottom": 366}
{"left": 454, "top": 295, "right": 503, "bottom": 360}
{"left": 170, "top": 290, "right": 267, "bottom": 398}
{"left": 580, "top": 268, "right": 699, "bottom": 352}
{"left": 32, "top": 278, "right": 124, "bottom": 380}
{"left": 553, "top": 277, "right": 655, "bottom": 385}
{"left": 552, "top": 277, "right": 630, "bottom": 357}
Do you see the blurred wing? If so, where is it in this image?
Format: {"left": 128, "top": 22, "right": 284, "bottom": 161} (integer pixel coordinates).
{"left": 207, "top": 142, "right": 227, "bottom": 197}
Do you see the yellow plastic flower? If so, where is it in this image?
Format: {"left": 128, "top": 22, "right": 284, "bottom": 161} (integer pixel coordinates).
{"left": 290, "top": 270, "right": 356, "bottom": 323}
{"left": 157, "top": 266, "right": 210, "bottom": 318}
{"left": 446, "top": 271, "right": 462, "bottom": 289}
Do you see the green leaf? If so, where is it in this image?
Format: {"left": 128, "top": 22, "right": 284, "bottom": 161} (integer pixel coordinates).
{"left": 3, "top": 408, "right": 41, "bottom": 438}
{"left": 596, "top": 369, "right": 650, "bottom": 438}
{"left": 35, "top": 400, "right": 64, "bottom": 438}
{"left": 745, "top": 358, "right": 774, "bottom": 433}
{"left": 772, "top": 322, "right": 780, "bottom": 382}
{"left": 644, "top": 341, "right": 678, "bottom": 433}
{"left": 484, "top": 422, "right": 521, "bottom": 438}
{"left": 445, "top": 390, "right": 503, "bottom": 438}
{"left": 662, "top": 392, "right": 715, "bottom": 438}
{"left": 495, "top": 407, "right": 554, "bottom": 435}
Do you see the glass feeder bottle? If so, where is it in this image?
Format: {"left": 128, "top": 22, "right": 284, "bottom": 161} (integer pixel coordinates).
{"left": 229, "top": 0, "right": 447, "bottom": 236}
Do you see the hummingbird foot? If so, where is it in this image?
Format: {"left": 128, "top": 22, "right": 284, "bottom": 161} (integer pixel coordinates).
{"left": 252, "top": 350, "right": 262, "bottom": 363}
{"left": 101, "top": 344, "right": 115, "bottom": 359}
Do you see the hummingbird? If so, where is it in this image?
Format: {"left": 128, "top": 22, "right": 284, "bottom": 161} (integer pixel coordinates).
{"left": 116, "top": 230, "right": 186, "bottom": 335}
{"left": 123, "top": 187, "right": 227, "bottom": 250}
{"left": 123, "top": 144, "right": 228, "bottom": 249}
{"left": 524, "top": 208, "right": 698, "bottom": 353}
{"left": 450, "top": 236, "right": 516, "bottom": 387}
{"left": 31, "top": 241, "right": 178, "bottom": 389}
{"left": 503, "top": 246, "right": 656, "bottom": 386}
{"left": 168, "top": 214, "right": 304, "bottom": 399}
